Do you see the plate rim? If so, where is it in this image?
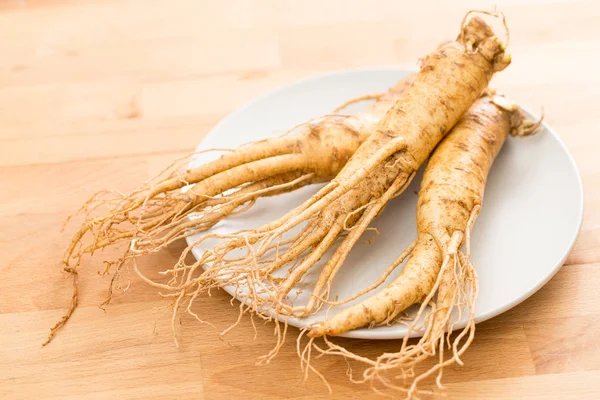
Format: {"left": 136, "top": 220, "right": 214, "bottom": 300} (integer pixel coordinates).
{"left": 186, "top": 67, "right": 584, "bottom": 340}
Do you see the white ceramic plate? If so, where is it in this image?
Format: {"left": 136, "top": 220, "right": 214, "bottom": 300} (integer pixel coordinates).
{"left": 186, "top": 68, "right": 583, "bottom": 339}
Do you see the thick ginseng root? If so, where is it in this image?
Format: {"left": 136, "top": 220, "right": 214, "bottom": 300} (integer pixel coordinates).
{"left": 304, "top": 92, "right": 541, "bottom": 397}
{"left": 137, "top": 13, "right": 511, "bottom": 359}
{"left": 45, "top": 76, "right": 414, "bottom": 346}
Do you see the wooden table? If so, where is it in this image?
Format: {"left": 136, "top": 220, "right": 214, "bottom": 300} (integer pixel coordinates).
{"left": 1, "top": 1, "right": 599, "bottom": 399}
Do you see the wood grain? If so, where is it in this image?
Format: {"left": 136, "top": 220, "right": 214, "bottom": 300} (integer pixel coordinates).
{"left": 1, "top": 0, "right": 599, "bottom": 399}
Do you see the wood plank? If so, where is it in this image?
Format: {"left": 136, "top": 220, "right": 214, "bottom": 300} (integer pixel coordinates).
{"left": 446, "top": 370, "right": 600, "bottom": 400}
{"left": 0, "top": 303, "right": 206, "bottom": 400}
{"left": 524, "top": 314, "right": 600, "bottom": 374}
{"left": 0, "top": 26, "right": 280, "bottom": 87}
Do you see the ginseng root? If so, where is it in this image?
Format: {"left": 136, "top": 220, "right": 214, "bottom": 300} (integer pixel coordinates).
{"left": 303, "top": 92, "right": 541, "bottom": 398}
{"left": 136, "top": 13, "right": 511, "bottom": 358}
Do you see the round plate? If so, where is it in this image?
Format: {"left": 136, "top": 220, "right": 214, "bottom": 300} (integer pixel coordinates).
{"left": 186, "top": 68, "right": 583, "bottom": 339}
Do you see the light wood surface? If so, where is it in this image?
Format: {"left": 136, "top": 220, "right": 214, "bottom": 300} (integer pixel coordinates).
{"left": 1, "top": 1, "right": 599, "bottom": 399}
